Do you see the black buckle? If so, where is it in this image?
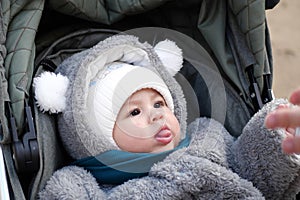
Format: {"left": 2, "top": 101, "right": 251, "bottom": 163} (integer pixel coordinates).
{"left": 262, "top": 74, "right": 273, "bottom": 104}
{"left": 7, "top": 101, "right": 39, "bottom": 173}
{"left": 39, "top": 58, "right": 57, "bottom": 72}
{"left": 246, "top": 66, "right": 263, "bottom": 111}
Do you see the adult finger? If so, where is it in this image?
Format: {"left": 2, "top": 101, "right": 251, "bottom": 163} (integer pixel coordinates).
{"left": 265, "top": 107, "right": 300, "bottom": 129}
{"left": 289, "top": 87, "right": 300, "bottom": 105}
{"left": 282, "top": 136, "right": 300, "bottom": 154}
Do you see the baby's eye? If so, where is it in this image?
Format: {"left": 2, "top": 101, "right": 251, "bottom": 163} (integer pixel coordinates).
{"left": 154, "top": 101, "right": 165, "bottom": 108}
{"left": 130, "top": 108, "right": 141, "bottom": 116}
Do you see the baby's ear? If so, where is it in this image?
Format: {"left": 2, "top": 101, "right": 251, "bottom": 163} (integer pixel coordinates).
{"left": 154, "top": 40, "right": 183, "bottom": 76}
{"left": 33, "top": 71, "right": 69, "bottom": 114}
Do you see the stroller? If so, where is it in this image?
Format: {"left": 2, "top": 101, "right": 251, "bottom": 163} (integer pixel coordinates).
{"left": 0, "top": 0, "right": 280, "bottom": 199}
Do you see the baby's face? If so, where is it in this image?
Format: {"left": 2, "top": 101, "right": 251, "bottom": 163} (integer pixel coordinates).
{"left": 113, "top": 88, "right": 181, "bottom": 153}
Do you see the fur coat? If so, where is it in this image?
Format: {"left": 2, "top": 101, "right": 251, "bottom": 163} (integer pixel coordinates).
{"left": 35, "top": 35, "right": 300, "bottom": 200}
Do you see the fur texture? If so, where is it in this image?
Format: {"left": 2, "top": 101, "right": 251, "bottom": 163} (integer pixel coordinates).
{"left": 40, "top": 117, "right": 264, "bottom": 199}
{"left": 39, "top": 99, "right": 300, "bottom": 200}
{"left": 39, "top": 35, "right": 300, "bottom": 199}
{"left": 232, "top": 99, "right": 300, "bottom": 200}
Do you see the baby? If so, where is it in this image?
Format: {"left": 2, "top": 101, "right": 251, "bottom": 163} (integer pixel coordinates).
{"left": 35, "top": 35, "right": 300, "bottom": 199}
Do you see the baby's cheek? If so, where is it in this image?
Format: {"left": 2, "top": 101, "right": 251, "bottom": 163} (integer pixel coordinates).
{"left": 129, "top": 116, "right": 147, "bottom": 128}
{"left": 172, "top": 118, "right": 181, "bottom": 138}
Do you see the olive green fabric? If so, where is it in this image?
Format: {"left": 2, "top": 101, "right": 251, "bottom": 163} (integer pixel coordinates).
{"left": 1, "top": 0, "right": 270, "bottom": 141}
{"left": 0, "top": 0, "right": 44, "bottom": 200}
{"left": 0, "top": 0, "right": 275, "bottom": 199}
{"left": 0, "top": 1, "right": 44, "bottom": 200}
{"left": 48, "top": 0, "right": 170, "bottom": 25}
{"left": 198, "top": 0, "right": 268, "bottom": 104}
{"left": 47, "top": 0, "right": 270, "bottom": 107}
{"left": 1, "top": 0, "right": 44, "bottom": 142}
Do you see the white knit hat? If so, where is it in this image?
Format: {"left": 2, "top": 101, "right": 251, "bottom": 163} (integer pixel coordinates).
{"left": 86, "top": 63, "right": 174, "bottom": 147}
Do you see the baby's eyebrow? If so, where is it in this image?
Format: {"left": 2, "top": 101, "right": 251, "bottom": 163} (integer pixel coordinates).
{"left": 127, "top": 99, "right": 141, "bottom": 106}
{"left": 127, "top": 90, "right": 165, "bottom": 106}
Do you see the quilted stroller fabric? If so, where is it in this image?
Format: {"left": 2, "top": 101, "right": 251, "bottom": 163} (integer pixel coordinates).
{"left": 0, "top": 0, "right": 282, "bottom": 199}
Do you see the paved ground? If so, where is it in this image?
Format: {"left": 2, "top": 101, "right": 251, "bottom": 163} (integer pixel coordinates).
{"left": 266, "top": 0, "right": 300, "bottom": 98}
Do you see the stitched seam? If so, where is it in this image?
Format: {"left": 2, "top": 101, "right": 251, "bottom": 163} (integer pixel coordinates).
{"left": 3, "top": 0, "right": 18, "bottom": 14}
{"left": 9, "top": 0, "right": 43, "bottom": 52}
{"left": 7, "top": 26, "right": 37, "bottom": 33}
{"left": 63, "top": 0, "right": 99, "bottom": 21}
{"left": 6, "top": 47, "right": 32, "bottom": 55}
{"left": 138, "top": 0, "right": 147, "bottom": 10}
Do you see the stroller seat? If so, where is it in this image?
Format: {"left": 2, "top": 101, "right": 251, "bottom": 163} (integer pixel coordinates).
{"left": 0, "top": 0, "right": 279, "bottom": 199}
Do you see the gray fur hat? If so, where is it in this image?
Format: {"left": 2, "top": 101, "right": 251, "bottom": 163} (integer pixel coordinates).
{"left": 33, "top": 35, "right": 187, "bottom": 159}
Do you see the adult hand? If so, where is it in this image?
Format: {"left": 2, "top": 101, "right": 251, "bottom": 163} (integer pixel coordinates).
{"left": 265, "top": 87, "right": 300, "bottom": 154}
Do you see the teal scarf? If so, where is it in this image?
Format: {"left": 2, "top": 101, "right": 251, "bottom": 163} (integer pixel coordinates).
{"left": 72, "top": 136, "right": 190, "bottom": 185}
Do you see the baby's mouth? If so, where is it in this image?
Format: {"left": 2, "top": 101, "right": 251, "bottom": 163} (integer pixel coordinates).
{"left": 155, "top": 126, "right": 172, "bottom": 144}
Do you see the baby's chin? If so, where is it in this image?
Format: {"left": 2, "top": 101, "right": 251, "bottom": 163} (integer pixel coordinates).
{"left": 150, "top": 142, "right": 176, "bottom": 153}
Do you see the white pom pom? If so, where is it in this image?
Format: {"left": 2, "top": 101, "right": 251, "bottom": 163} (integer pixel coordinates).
{"left": 33, "top": 72, "right": 69, "bottom": 113}
{"left": 154, "top": 40, "right": 183, "bottom": 76}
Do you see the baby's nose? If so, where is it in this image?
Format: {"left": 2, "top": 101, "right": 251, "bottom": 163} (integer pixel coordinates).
{"left": 150, "top": 109, "right": 164, "bottom": 122}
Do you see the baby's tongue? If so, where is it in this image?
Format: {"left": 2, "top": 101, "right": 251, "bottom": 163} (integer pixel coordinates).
{"left": 155, "top": 129, "right": 172, "bottom": 144}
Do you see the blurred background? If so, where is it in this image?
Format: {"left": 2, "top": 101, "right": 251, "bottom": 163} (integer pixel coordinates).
{"left": 266, "top": 0, "right": 300, "bottom": 98}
